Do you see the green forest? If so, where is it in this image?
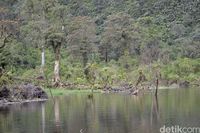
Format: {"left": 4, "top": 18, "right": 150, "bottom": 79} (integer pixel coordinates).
{"left": 0, "top": 0, "right": 200, "bottom": 88}
{"left": 0, "top": 1, "right": 200, "bottom": 133}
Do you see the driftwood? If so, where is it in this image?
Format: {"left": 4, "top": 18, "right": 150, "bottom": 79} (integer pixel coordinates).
{"left": 101, "top": 83, "right": 152, "bottom": 95}
{"left": 102, "top": 71, "right": 152, "bottom": 95}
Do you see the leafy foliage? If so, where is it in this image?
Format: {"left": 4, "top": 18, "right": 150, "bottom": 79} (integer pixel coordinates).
{"left": 0, "top": 0, "right": 199, "bottom": 87}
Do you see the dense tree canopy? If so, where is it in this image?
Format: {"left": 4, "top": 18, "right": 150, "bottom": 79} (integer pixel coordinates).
{"left": 0, "top": 0, "right": 199, "bottom": 86}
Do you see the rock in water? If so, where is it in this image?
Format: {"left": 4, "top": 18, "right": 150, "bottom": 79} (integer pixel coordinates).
{"left": 13, "top": 84, "right": 48, "bottom": 100}
{"left": 0, "top": 84, "right": 48, "bottom": 105}
{"left": 20, "top": 84, "right": 48, "bottom": 99}
{"left": 132, "top": 89, "right": 139, "bottom": 95}
{"left": 179, "top": 81, "right": 190, "bottom": 88}
{"left": 0, "top": 86, "right": 11, "bottom": 99}
{"left": 33, "top": 86, "right": 48, "bottom": 99}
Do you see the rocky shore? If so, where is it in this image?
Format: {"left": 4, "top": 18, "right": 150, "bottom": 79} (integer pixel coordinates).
{"left": 0, "top": 84, "right": 48, "bottom": 106}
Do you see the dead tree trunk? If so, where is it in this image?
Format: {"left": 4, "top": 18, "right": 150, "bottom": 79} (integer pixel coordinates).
{"left": 40, "top": 46, "right": 45, "bottom": 75}
{"left": 52, "top": 43, "right": 61, "bottom": 86}
{"left": 155, "top": 75, "right": 159, "bottom": 97}
{"left": 105, "top": 47, "right": 108, "bottom": 63}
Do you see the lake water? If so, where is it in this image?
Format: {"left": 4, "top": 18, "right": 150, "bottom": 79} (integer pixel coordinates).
{"left": 0, "top": 88, "right": 200, "bottom": 133}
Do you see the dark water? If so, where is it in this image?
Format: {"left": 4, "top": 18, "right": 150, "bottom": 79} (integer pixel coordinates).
{"left": 0, "top": 88, "right": 200, "bottom": 133}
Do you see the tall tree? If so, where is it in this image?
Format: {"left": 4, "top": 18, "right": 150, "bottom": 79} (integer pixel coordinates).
{"left": 0, "top": 7, "right": 19, "bottom": 69}
{"left": 20, "top": 0, "right": 68, "bottom": 84}
{"left": 20, "top": 0, "right": 51, "bottom": 74}
{"left": 45, "top": 24, "right": 65, "bottom": 86}
{"left": 67, "top": 16, "right": 97, "bottom": 67}
{"left": 100, "top": 12, "right": 137, "bottom": 61}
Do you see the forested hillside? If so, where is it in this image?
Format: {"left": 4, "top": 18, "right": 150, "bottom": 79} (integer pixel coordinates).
{"left": 0, "top": 0, "right": 200, "bottom": 87}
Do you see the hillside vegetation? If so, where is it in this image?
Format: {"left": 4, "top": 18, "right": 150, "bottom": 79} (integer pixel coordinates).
{"left": 0, "top": 0, "right": 199, "bottom": 88}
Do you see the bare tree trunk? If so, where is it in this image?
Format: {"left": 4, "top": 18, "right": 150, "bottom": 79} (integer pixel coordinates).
{"left": 54, "top": 60, "right": 60, "bottom": 82}
{"left": 40, "top": 46, "right": 45, "bottom": 75}
{"left": 42, "top": 47, "right": 45, "bottom": 67}
{"left": 155, "top": 77, "right": 159, "bottom": 97}
{"left": 105, "top": 47, "right": 108, "bottom": 63}
{"left": 53, "top": 43, "right": 61, "bottom": 86}
{"left": 82, "top": 51, "right": 88, "bottom": 68}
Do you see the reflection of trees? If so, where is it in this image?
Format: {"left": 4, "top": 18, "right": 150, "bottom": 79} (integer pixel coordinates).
{"left": 84, "top": 96, "right": 94, "bottom": 133}
{"left": 132, "top": 95, "right": 150, "bottom": 133}
{"left": 41, "top": 103, "right": 45, "bottom": 133}
{"left": 151, "top": 95, "right": 160, "bottom": 126}
{"left": 54, "top": 99, "right": 61, "bottom": 133}
{"left": 0, "top": 106, "right": 10, "bottom": 116}
{"left": 0, "top": 106, "right": 11, "bottom": 133}
{"left": 1, "top": 90, "right": 200, "bottom": 133}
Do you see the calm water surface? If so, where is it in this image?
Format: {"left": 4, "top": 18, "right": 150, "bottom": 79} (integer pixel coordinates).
{"left": 0, "top": 88, "right": 200, "bottom": 133}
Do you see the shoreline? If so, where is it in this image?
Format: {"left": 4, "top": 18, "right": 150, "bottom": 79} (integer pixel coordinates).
{"left": 0, "top": 98, "right": 48, "bottom": 107}
{"left": 44, "top": 88, "right": 102, "bottom": 96}
{"left": 1, "top": 87, "right": 198, "bottom": 107}
{"left": 44, "top": 86, "right": 198, "bottom": 96}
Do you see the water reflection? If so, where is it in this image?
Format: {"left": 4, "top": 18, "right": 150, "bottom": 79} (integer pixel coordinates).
{"left": 0, "top": 88, "right": 200, "bottom": 133}
{"left": 0, "top": 106, "right": 10, "bottom": 116}
{"left": 41, "top": 103, "right": 45, "bottom": 133}
{"left": 54, "top": 100, "right": 61, "bottom": 133}
{"left": 150, "top": 95, "right": 160, "bottom": 128}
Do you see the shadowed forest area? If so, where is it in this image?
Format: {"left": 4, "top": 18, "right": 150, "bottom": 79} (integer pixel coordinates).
{"left": 0, "top": 0, "right": 199, "bottom": 89}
